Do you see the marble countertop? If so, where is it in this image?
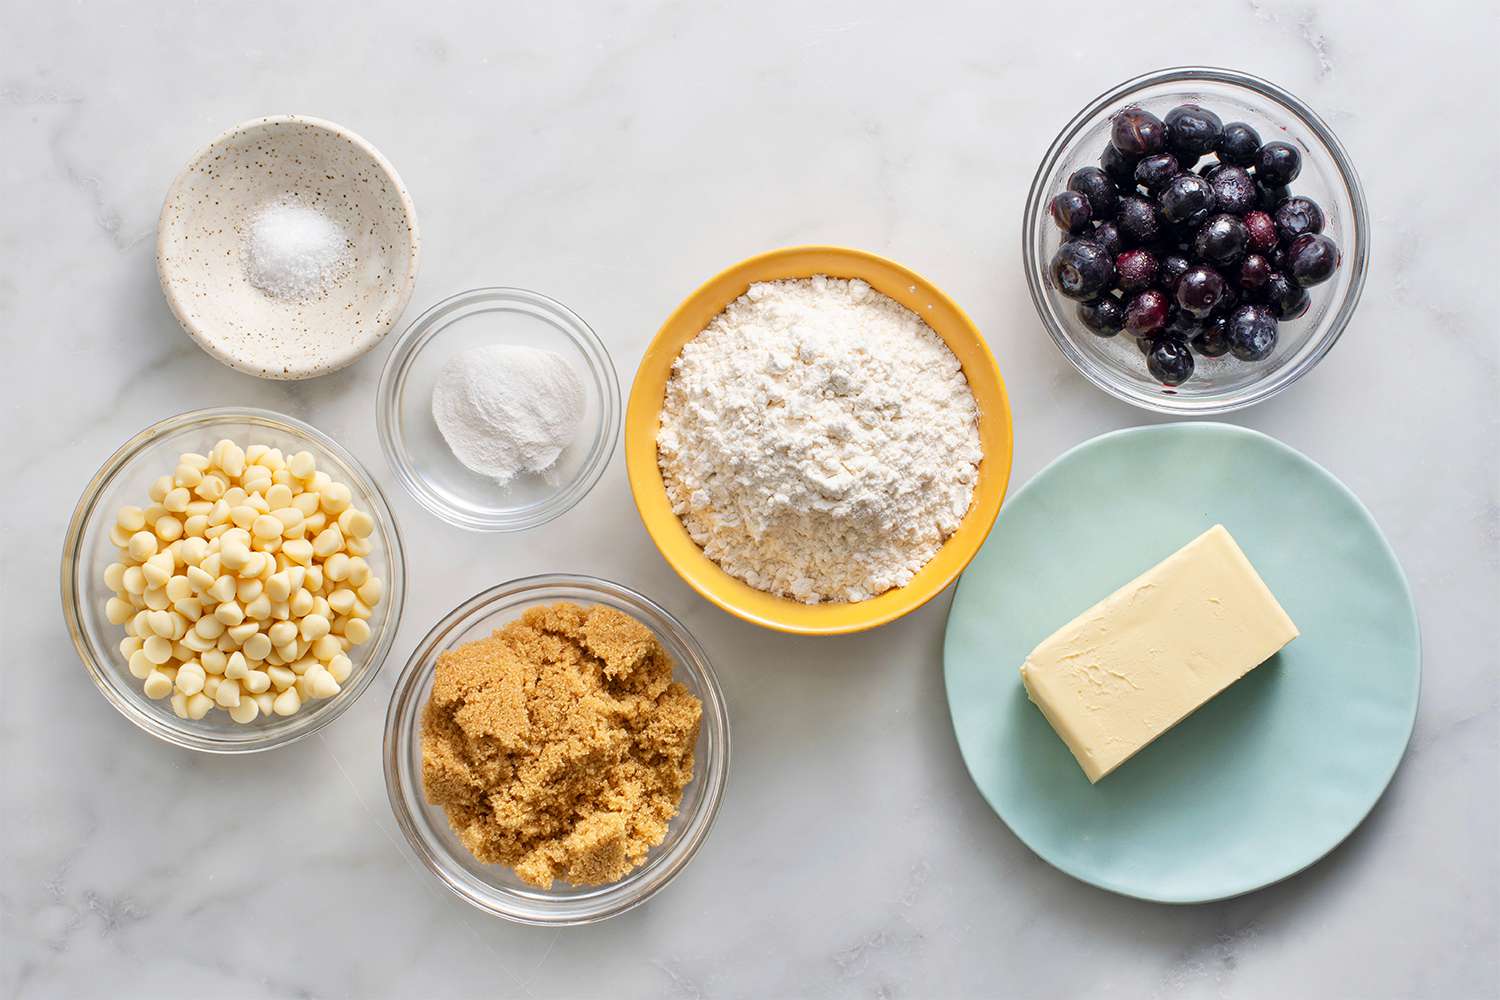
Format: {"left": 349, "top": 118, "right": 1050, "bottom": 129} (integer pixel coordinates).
{"left": 4, "top": 2, "right": 1496, "bottom": 998}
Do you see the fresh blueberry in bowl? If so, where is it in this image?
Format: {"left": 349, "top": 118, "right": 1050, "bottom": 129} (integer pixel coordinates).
{"left": 1176, "top": 265, "right": 1227, "bottom": 317}
{"left": 1242, "top": 210, "right": 1278, "bottom": 252}
{"left": 1050, "top": 191, "right": 1093, "bottom": 234}
{"left": 1049, "top": 240, "right": 1116, "bottom": 299}
{"left": 1273, "top": 196, "right": 1324, "bottom": 242}
{"left": 1115, "top": 248, "right": 1159, "bottom": 290}
{"left": 1256, "top": 183, "right": 1290, "bottom": 212}
{"left": 1091, "top": 221, "right": 1123, "bottom": 257}
{"left": 1170, "top": 265, "right": 1230, "bottom": 316}
{"left": 1111, "top": 107, "right": 1167, "bottom": 156}
{"left": 1124, "top": 288, "right": 1170, "bottom": 336}
{"left": 1146, "top": 336, "right": 1195, "bottom": 386}
{"left": 1208, "top": 165, "right": 1256, "bottom": 215}
{"left": 1164, "top": 104, "right": 1223, "bottom": 160}
{"left": 1255, "top": 141, "right": 1302, "bottom": 185}
{"left": 1263, "top": 271, "right": 1311, "bottom": 320}
{"left": 1078, "top": 295, "right": 1125, "bottom": 336}
{"left": 1067, "top": 166, "right": 1120, "bottom": 220}
{"left": 1193, "top": 213, "right": 1249, "bottom": 267}
{"left": 1191, "top": 314, "right": 1232, "bottom": 357}
{"left": 1117, "top": 196, "right": 1162, "bottom": 245}
{"left": 1216, "top": 121, "right": 1262, "bottom": 166}
{"left": 1100, "top": 144, "right": 1139, "bottom": 188}
{"left": 1287, "top": 233, "right": 1340, "bottom": 286}
{"left": 1134, "top": 153, "right": 1181, "bottom": 195}
{"left": 1226, "top": 304, "right": 1279, "bottom": 360}
{"left": 1158, "top": 173, "right": 1217, "bottom": 228}
{"left": 1236, "top": 253, "right": 1274, "bottom": 294}
{"left": 1159, "top": 254, "right": 1192, "bottom": 294}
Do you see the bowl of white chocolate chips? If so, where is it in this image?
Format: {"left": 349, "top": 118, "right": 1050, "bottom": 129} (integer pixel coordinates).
{"left": 61, "top": 406, "right": 406, "bottom": 752}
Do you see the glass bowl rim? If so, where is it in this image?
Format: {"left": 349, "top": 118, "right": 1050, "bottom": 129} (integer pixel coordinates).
{"left": 382, "top": 573, "right": 731, "bottom": 925}
{"left": 375, "top": 286, "right": 622, "bottom": 532}
{"left": 1022, "top": 65, "right": 1370, "bottom": 415}
{"left": 60, "top": 405, "right": 408, "bottom": 754}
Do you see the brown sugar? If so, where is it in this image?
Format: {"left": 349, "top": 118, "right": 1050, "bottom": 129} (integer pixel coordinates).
{"left": 420, "top": 602, "right": 702, "bottom": 888}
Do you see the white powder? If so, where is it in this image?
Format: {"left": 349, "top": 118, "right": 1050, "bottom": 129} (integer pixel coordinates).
{"left": 657, "top": 275, "right": 982, "bottom": 604}
{"left": 432, "top": 345, "right": 586, "bottom": 485}
{"left": 244, "top": 203, "right": 351, "bottom": 300}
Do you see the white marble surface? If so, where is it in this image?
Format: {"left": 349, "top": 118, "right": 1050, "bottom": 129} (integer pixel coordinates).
{"left": 3, "top": 2, "right": 1497, "bottom": 997}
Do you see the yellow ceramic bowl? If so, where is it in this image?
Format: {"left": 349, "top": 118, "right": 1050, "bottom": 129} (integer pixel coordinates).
{"left": 625, "top": 246, "right": 1014, "bottom": 635}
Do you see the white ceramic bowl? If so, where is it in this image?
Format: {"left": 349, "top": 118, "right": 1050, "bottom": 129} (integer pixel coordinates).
{"left": 157, "top": 115, "right": 421, "bottom": 380}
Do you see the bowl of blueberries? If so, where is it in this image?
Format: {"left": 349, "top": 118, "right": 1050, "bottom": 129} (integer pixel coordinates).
{"left": 1024, "top": 66, "right": 1369, "bottom": 413}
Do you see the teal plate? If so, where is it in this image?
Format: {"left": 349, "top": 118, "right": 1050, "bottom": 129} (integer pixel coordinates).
{"left": 944, "top": 422, "right": 1420, "bottom": 903}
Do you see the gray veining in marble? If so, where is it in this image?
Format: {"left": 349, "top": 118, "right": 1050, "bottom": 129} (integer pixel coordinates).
{"left": 2, "top": 2, "right": 1496, "bottom": 998}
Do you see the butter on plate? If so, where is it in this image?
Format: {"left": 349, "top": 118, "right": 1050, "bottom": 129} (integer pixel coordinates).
{"left": 1020, "top": 524, "right": 1299, "bottom": 783}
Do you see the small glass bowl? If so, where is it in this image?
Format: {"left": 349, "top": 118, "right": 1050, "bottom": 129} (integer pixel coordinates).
{"left": 383, "top": 574, "right": 730, "bottom": 925}
{"left": 376, "top": 287, "right": 621, "bottom": 531}
{"left": 61, "top": 407, "right": 407, "bottom": 753}
{"left": 1024, "top": 66, "right": 1370, "bottom": 414}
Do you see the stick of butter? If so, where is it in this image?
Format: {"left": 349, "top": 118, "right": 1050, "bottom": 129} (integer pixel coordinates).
{"left": 1020, "top": 524, "right": 1298, "bottom": 783}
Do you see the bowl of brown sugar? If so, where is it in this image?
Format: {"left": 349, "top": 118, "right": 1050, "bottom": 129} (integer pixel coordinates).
{"left": 383, "top": 574, "right": 730, "bottom": 924}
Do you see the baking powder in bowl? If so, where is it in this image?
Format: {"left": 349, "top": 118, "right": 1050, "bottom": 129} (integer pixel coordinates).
{"left": 432, "top": 345, "right": 585, "bottom": 485}
{"left": 656, "top": 276, "right": 981, "bottom": 604}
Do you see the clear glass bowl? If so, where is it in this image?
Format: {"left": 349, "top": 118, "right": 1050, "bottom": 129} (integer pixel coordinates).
{"left": 61, "top": 407, "right": 407, "bottom": 753}
{"left": 1024, "top": 66, "right": 1369, "bottom": 414}
{"left": 376, "top": 288, "right": 621, "bottom": 531}
{"left": 383, "top": 574, "right": 730, "bottom": 925}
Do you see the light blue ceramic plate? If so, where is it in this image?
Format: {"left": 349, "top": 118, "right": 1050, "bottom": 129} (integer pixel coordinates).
{"left": 944, "top": 422, "right": 1420, "bottom": 903}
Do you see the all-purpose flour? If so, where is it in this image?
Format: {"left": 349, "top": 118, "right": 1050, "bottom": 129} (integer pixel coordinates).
{"left": 657, "top": 276, "right": 982, "bottom": 604}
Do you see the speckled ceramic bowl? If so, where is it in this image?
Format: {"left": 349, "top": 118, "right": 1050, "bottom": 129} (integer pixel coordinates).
{"left": 157, "top": 115, "right": 421, "bottom": 380}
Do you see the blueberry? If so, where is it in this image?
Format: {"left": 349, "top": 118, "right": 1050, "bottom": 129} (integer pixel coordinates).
{"left": 1134, "top": 153, "right": 1181, "bottom": 195}
{"left": 1273, "top": 196, "right": 1324, "bottom": 243}
{"left": 1078, "top": 295, "right": 1125, "bottom": 336}
{"left": 1227, "top": 304, "right": 1279, "bottom": 361}
{"left": 1216, "top": 122, "right": 1262, "bottom": 166}
{"left": 1263, "top": 271, "right": 1311, "bottom": 320}
{"left": 1164, "top": 104, "right": 1223, "bottom": 160}
{"left": 1176, "top": 265, "right": 1227, "bottom": 317}
{"left": 1067, "top": 166, "right": 1120, "bottom": 220}
{"left": 1256, "top": 183, "right": 1290, "bottom": 212}
{"left": 1115, "top": 248, "right": 1159, "bottom": 291}
{"left": 1111, "top": 107, "right": 1167, "bottom": 157}
{"left": 1208, "top": 164, "right": 1256, "bottom": 215}
{"left": 1146, "top": 336, "right": 1195, "bottom": 386}
{"left": 1287, "top": 233, "right": 1340, "bottom": 287}
{"left": 1135, "top": 334, "right": 1153, "bottom": 355}
{"left": 1101, "top": 144, "right": 1140, "bottom": 187}
{"left": 1158, "top": 173, "right": 1217, "bottom": 228}
{"left": 1255, "top": 141, "right": 1302, "bottom": 185}
{"left": 1164, "top": 306, "right": 1205, "bottom": 340}
{"left": 1049, "top": 191, "right": 1093, "bottom": 234}
{"left": 1237, "top": 254, "right": 1274, "bottom": 294}
{"left": 1243, "top": 210, "right": 1278, "bottom": 252}
{"left": 1192, "top": 315, "right": 1232, "bottom": 357}
{"left": 1091, "top": 221, "right": 1123, "bottom": 257}
{"left": 1049, "top": 240, "right": 1116, "bottom": 300}
{"left": 1159, "top": 254, "right": 1192, "bottom": 294}
{"left": 1116, "top": 196, "right": 1161, "bottom": 246}
{"left": 1124, "top": 288, "right": 1170, "bottom": 336}
{"left": 1193, "top": 213, "right": 1249, "bottom": 267}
